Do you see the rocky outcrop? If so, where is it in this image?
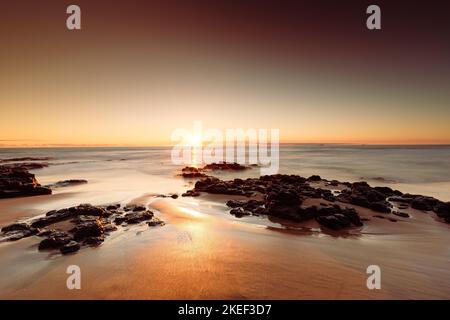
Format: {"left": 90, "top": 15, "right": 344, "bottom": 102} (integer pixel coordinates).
{"left": 180, "top": 162, "right": 252, "bottom": 179}
{"left": 0, "top": 165, "right": 51, "bottom": 199}
{"left": 1, "top": 203, "right": 165, "bottom": 254}
{"left": 182, "top": 173, "right": 450, "bottom": 229}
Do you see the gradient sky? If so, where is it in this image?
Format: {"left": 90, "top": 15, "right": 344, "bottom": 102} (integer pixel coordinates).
{"left": 1, "top": 0, "right": 449, "bottom": 146}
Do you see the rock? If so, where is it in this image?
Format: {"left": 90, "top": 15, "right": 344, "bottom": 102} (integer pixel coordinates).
{"left": 369, "top": 201, "right": 392, "bottom": 213}
{"left": 106, "top": 204, "right": 121, "bottom": 211}
{"left": 114, "top": 210, "right": 154, "bottom": 224}
{"left": 0, "top": 165, "right": 52, "bottom": 199}
{"left": 411, "top": 196, "right": 438, "bottom": 211}
{"left": 182, "top": 166, "right": 200, "bottom": 173}
{"left": 70, "top": 220, "right": 104, "bottom": 240}
{"left": 39, "top": 235, "right": 72, "bottom": 250}
{"left": 392, "top": 211, "right": 410, "bottom": 218}
{"left": 316, "top": 214, "right": 350, "bottom": 230}
{"left": 203, "top": 162, "right": 248, "bottom": 171}
{"left": 226, "top": 200, "right": 246, "bottom": 208}
{"left": 103, "top": 223, "right": 118, "bottom": 233}
{"left": 388, "top": 196, "right": 413, "bottom": 203}
{"left": 171, "top": 194, "right": 179, "bottom": 199}
{"left": 307, "top": 175, "right": 321, "bottom": 182}
{"left": 83, "top": 236, "right": 105, "bottom": 246}
{"left": 181, "top": 172, "right": 210, "bottom": 178}
{"left": 46, "top": 179, "right": 87, "bottom": 188}
{"left": 60, "top": 241, "right": 80, "bottom": 254}
{"left": 3, "top": 230, "right": 35, "bottom": 241}
{"left": 1, "top": 222, "right": 39, "bottom": 241}
{"left": 31, "top": 204, "right": 106, "bottom": 228}
{"left": 147, "top": 217, "right": 165, "bottom": 226}
{"left": 433, "top": 202, "right": 450, "bottom": 218}
{"left": 373, "top": 186, "right": 402, "bottom": 197}
{"left": 1, "top": 222, "right": 31, "bottom": 233}
{"left": 181, "top": 190, "right": 200, "bottom": 197}
{"left": 341, "top": 207, "right": 363, "bottom": 226}
{"left": 350, "top": 195, "right": 371, "bottom": 208}
{"left": 229, "top": 207, "right": 251, "bottom": 218}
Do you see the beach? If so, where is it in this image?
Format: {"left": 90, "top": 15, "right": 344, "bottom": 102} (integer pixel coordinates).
{"left": 1, "top": 145, "right": 450, "bottom": 299}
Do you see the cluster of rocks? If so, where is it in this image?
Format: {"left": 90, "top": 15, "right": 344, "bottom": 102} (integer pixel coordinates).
{"left": 0, "top": 203, "right": 164, "bottom": 254}
{"left": 0, "top": 165, "right": 52, "bottom": 199}
{"left": 180, "top": 162, "right": 251, "bottom": 178}
{"left": 181, "top": 167, "right": 210, "bottom": 178}
{"left": 225, "top": 192, "right": 363, "bottom": 230}
{"left": 335, "top": 181, "right": 401, "bottom": 213}
{"left": 388, "top": 194, "right": 450, "bottom": 223}
{"left": 202, "top": 162, "right": 250, "bottom": 171}
{"left": 181, "top": 173, "right": 450, "bottom": 230}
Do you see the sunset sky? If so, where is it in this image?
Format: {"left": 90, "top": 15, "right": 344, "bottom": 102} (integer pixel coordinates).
{"left": 1, "top": 0, "right": 449, "bottom": 146}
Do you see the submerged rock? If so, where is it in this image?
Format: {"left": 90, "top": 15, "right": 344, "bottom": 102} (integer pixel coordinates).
{"left": 45, "top": 179, "right": 87, "bottom": 188}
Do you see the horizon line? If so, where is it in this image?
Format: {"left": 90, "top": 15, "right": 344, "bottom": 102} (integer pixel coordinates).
{"left": 2, "top": 142, "right": 450, "bottom": 149}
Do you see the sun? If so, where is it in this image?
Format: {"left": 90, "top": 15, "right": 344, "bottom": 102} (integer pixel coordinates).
{"left": 190, "top": 134, "right": 203, "bottom": 147}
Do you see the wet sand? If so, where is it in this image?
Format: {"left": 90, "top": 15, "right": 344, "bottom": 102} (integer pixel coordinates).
{"left": 1, "top": 192, "right": 450, "bottom": 299}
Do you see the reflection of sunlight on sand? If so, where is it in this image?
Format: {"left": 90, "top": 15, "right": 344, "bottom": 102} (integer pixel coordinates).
{"left": 178, "top": 206, "right": 203, "bottom": 218}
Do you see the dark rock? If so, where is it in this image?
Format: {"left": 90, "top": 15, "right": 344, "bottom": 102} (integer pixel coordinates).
{"left": 46, "top": 179, "right": 87, "bottom": 188}
{"left": 316, "top": 214, "right": 350, "bottom": 230}
{"left": 106, "top": 204, "right": 121, "bottom": 211}
{"left": 114, "top": 210, "right": 154, "bottom": 224}
{"left": 369, "top": 201, "right": 392, "bottom": 213}
{"left": 433, "top": 202, "right": 450, "bottom": 218}
{"left": 60, "top": 241, "right": 80, "bottom": 254}
{"left": 373, "top": 186, "right": 402, "bottom": 197}
{"left": 392, "top": 211, "right": 410, "bottom": 218}
{"left": 147, "top": 217, "right": 165, "bottom": 226}
{"left": 181, "top": 172, "right": 210, "bottom": 178}
{"left": 103, "top": 223, "right": 118, "bottom": 233}
{"left": 388, "top": 196, "right": 413, "bottom": 203}
{"left": 83, "top": 236, "right": 105, "bottom": 246}
{"left": 39, "top": 236, "right": 72, "bottom": 250}
{"left": 1, "top": 222, "right": 31, "bottom": 233}
{"left": 230, "top": 207, "right": 251, "bottom": 218}
{"left": 411, "top": 196, "right": 439, "bottom": 211}
{"left": 307, "top": 175, "right": 321, "bottom": 182}
{"left": 0, "top": 165, "right": 52, "bottom": 199}
{"left": 70, "top": 220, "right": 104, "bottom": 240}
{"left": 203, "top": 162, "right": 248, "bottom": 171}
{"left": 3, "top": 230, "right": 34, "bottom": 241}
{"left": 226, "top": 200, "right": 246, "bottom": 208}
{"left": 181, "top": 189, "right": 200, "bottom": 197}
{"left": 31, "top": 204, "right": 106, "bottom": 228}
